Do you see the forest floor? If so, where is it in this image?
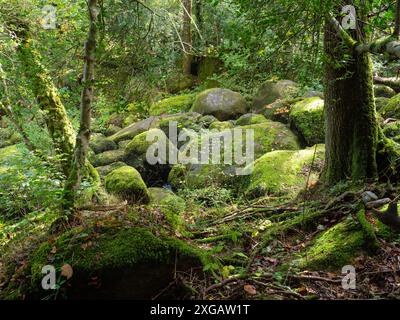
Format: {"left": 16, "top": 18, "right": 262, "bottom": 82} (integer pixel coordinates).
{"left": 2, "top": 180, "right": 399, "bottom": 300}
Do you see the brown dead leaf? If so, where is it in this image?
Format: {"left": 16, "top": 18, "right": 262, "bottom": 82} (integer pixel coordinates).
{"left": 244, "top": 284, "right": 257, "bottom": 295}
{"left": 61, "top": 264, "right": 73, "bottom": 280}
{"left": 50, "top": 246, "right": 57, "bottom": 254}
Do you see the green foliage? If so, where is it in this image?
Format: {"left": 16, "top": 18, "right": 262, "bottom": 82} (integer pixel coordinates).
{"left": 0, "top": 145, "right": 64, "bottom": 219}
{"left": 179, "top": 186, "right": 233, "bottom": 207}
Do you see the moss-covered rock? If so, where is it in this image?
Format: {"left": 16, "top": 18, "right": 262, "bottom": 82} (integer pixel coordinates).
{"left": 95, "top": 161, "right": 127, "bottom": 177}
{"left": 92, "top": 149, "right": 126, "bottom": 167}
{"left": 191, "top": 88, "right": 248, "bottom": 121}
{"left": 240, "top": 121, "right": 300, "bottom": 158}
{"left": 168, "top": 121, "right": 300, "bottom": 190}
{"left": 149, "top": 94, "right": 195, "bottom": 116}
{"left": 104, "top": 124, "right": 122, "bottom": 137}
{"left": 209, "top": 121, "right": 234, "bottom": 131}
{"left": 375, "top": 97, "right": 389, "bottom": 112}
{"left": 148, "top": 187, "right": 186, "bottom": 232}
{"left": 382, "top": 120, "right": 400, "bottom": 143}
{"left": 289, "top": 97, "right": 325, "bottom": 146}
{"left": 261, "top": 99, "right": 294, "bottom": 123}
{"left": 242, "top": 145, "right": 325, "bottom": 199}
{"left": 381, "top": 93, "right": 400, "bottom": 118}
{"left": 29, "top": 226, "right": 209, "bottom": 299}
{"left": 124, "top": 128, "right": 173, "bottom": 185}
{"left": 89, "top": 133, "right": 118, "bottom": 154}
{"left": 198, "top": 56, "right": 223, "bottom": 81}
{"left": 235, "top": 113, "right": 268, "bottom": 126}
{"left": 166, "top": 74, "right": 195, "bottom": 94}
{"left": 157, "top": 112, "right": 203, "bottom": 138}
{"left": 109, "top": 116, "right": 160, "bottom": 143}
{"left": 198, "top": 115, "right": 218, "bottom": 128}
{"left": 374, "top": 84, "right": 396, "bottom": 98}
{"left": 302, "top": 90, "right": 324, "bottom": 99}
{"left": 105, "top": 165, "right": 150, "bottom": 204}
{"left": 253, "top": 79, "right": 300, "bottom": 110}
{"left": 296, "top": 218, "right": 366, "bottom": 270}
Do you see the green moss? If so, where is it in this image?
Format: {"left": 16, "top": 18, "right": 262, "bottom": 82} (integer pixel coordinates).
{"left": 297, "top": 219, "right": 366, "bottom": 270}
{"left": 149, "top": 94, "right": 195, "bottom": 116}
{"left": 95, "top": 161, "right": 127, "bottom": 177}
{"left": 253, "top": 79, "right": 300, "bottom": 110}
{"left": 30, "top": 226, "right": 211, "bottom": 290}
{"left": 166, "top": 74, "right": 195, "bottom": 94}
{"left": 235, "top": 114, "right": 268, "bottom": 126}
{"left": 242, "top": 145, "right": 324, "bottom": 199}
{"left": 168, "top": 164, "right": 188, "bottom": 189}
{"left": 104, "top": 165, "right": 150, "bottom": 204}
{"left": 198, "top": 57, "right": 223, "bottom": 81}
{"left": 239, "top": 121, "right": 300, "bottom": 159}
{"left": 381, "top": 93, "right": 400, "bottom": 118}
{"left": 148, "top": 187, "right": 186, "bottom": 232}
{"left": 89, "top": 134, "right": 117, "bottom": 154}
{"left": 374, "top": 85, "right": 396, "bottom": 98}
{"left": 383, "top": 120, "right": 400, "bottom": 143}
{"left": 289, "top": 97, "right": 325, "bottom": 146}
{"left": 375, "top": 97, "right": 389, "bottom": 112}
{"left": 209, "top": 121, "right": 234, "bottom": 131}
{"left": 92, "top": 149, "right": 126, "bottom": 167}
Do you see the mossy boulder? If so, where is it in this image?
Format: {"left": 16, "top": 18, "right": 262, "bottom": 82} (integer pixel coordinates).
{"left": 149, "top": 94, "right": 195, "bottom": 116}
{"left": 29, "top": 226, "right": 208, "bottom": 299}
{"left": 109, "top": 116, "right": 160, "bottom": 143}
{"left": 198, "top": 56, "right": 223, "bottom": 81}
{"left": 209, "top": 121, "right": 234, "bottom": 131}
{"left": 95, "top": 161, "right": 127, "bottom": 177}
{"left": 375, "top": 97, "right": 389, "bottom": 112}
{"left": 289, "top": 97, "right": 325, "bottom": 146}
{"left": 148, "top": 187, "right": 186, "bottom": 232}
{"left": 374, "top": 84, "right": 396, "bottom": 98}
{"left": 105, "top": 165, "right": 150, "bottom": 204}
{"left": 89, "top": 134, "right": 118, "bottom": 154}
{"left": 235, "top": 113, "right": 268, "bottom": 126}
{"left": 191, "top": 88, "right": 248, "bottom": 121}
{"left": 92, "top": 149, "right": 126, "bottom": 167}
{"left": 383, "top": 120, "right": 400, "bottom": 143}
{"left": 261, "top": 99, "right": 294, "bottom": 123}
{"left": 104, "top": 124, "right": 122, "bottom": 137}
{"left": 198, "top": 115, "right": 218, "bottom": 128}
{"left": 168, "top": 121, "right": 300, "bottom": 190}
{"left": 124, "top": 128, "right": 173, "bottom": 185}
{"left": 157, "top": 112, "right": 203, "bottom": 138}
{"left": 296, "top": 218, "right": 366, "bottom": 271}
{"left": 168, "top": 163, "right": 230, "bottom": 190}
{"left": 253, "top": 79, "right": 300, "bottom": 110}
{"left": 302, "top": 90, "right": 324, "bottom": 99}
{"left": 381, "top": 93, "right": 400, "bottom": 118}
{"left": 242, "top": 145, "right": 325, "bottom": 199}
{"left": 240, "top": 121, "right": 300, "bottom": 158}
{"left": 166, "top": 74, "right": 195, "bottom": 94}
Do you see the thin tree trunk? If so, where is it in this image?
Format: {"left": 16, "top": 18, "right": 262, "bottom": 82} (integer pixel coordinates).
{"left": 182, "top": 0, "right": 193, "bottom": 75}
{"left": 64, "top": 0, "right": 99, "bottom": 206}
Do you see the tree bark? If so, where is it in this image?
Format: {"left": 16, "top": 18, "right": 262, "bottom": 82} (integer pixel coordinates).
{"left": 17, "top": 37, "right": 76, "bottom": 175}
{"left": 323, "top": 13, "right": 379, "bottom": 184}
{"left": 182, "top": 0, "right": 193, "bottom": 75}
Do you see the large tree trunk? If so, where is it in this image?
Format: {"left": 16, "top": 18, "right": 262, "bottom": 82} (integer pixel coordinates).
{"left": 323, "top": 16, "right": 379, "bottom": 184}
{"left": 182, "top": 0, "right": 193, "bottom": 75}
{"left": 64, "top": 0, "right": 99, "bottom": 206}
